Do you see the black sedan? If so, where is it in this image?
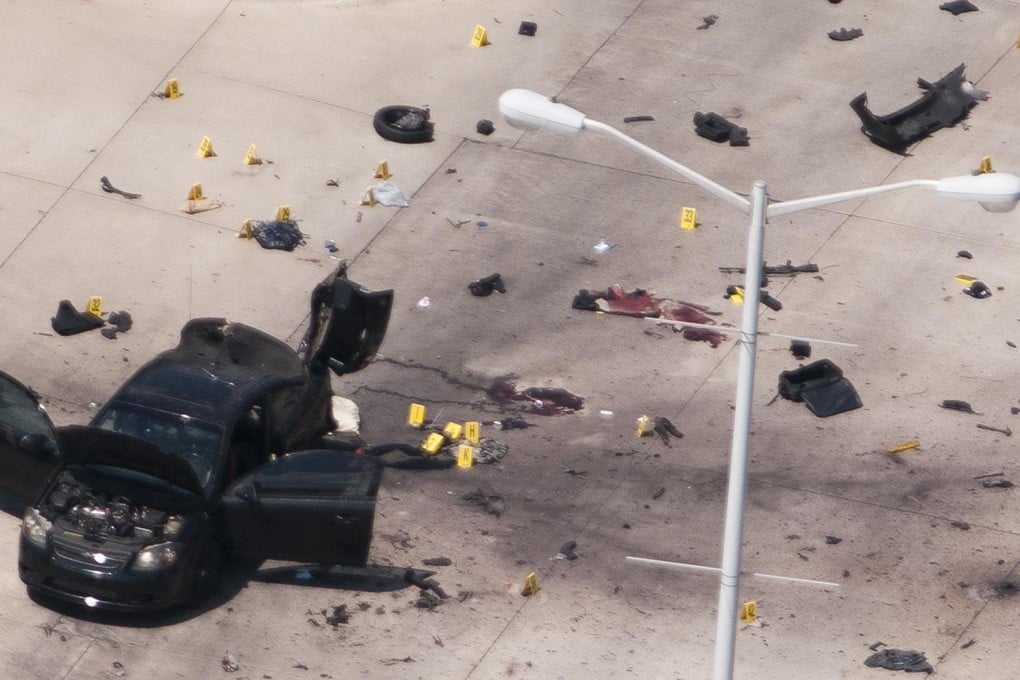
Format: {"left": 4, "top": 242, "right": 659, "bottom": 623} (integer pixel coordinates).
{"left": 0, "top": 264, "right": 393, "bottom": 612}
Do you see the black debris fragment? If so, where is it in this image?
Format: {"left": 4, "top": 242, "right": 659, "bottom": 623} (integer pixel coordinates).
{"left": 940, "top": 399, "right": 976, "bottom": 414}
{"left": 960, "top": 638, "right": 977, "bottom": 649}
{"left": 697, "top": 15, "right": 718, "bottom": 29}
{"left": 653, "top": 417, "right": 683, "bottom": 446}
{"left": 518, "top": 21, "right": 537, "bottom": 36}
{"left": 759, "top": 291, "right": 782, "bottom": 311}
{"left": 491, "top": 416, "right": 532, "bottom": 430}
{"left": 825, "top": 535, "right": 843, "bottom": 545}
{"left": 864, "top": 648, "right": 933, "bottom": 673}
{"left": 101, "top": 311, "right": 133, "bottom": 340}
{"left": 869, "top": 641, "right": 887, "bottom": 652}
{"left": 940, "top": 0, "right": 978, "bottom": 14}
{"left": 469, "top": 272, "right": 506, "bottom": 296}
{"left": 405, "top": 568, "right": 449, "bottom": 599}
{"left": 415, "top": 591, "right": 443, "bottom": 610}
{"left": 99, "top": 176, "right": 141, "bottom": 199}
{"left": 850, "top": 63, "right": 977, "bottom": 152}
{"left": 828, "top": 27, "right": 863, "bottom": 41}
{"left": 324, "top": 604, "right": 351, "bottom": 626}
{"left": 982, "top": 479, "right": 1014, "bottom": 489}
{"left": 422, "top": 556, "right": 453, "bottom": 567}
{"left": 693, "top": 111, "right": 748, "bottom": 146}
{"left": 250, "top": 220, "right": 305, "bottom": 251}
{"left": 623, "top": 115, "right": 655, "bottom": 123}
{"left": 963, "top": 281, "right": 991, "bottom": 298}
{"left": 957, "top": 250, "right": 972, "bottom": 259}
{"left": 950, "top": 520, "right": 971, "bottom": 530}
{"left": 652, "top": 487, "right": 666, "bottom": 500}
{"left": 993, "top": 581, "right": 1019, "bottom": 597}
{"left": 790, "top": 339, "right": 812, "bottom": 359}
{"left": 558, "top": 540, "right": 579, "bottom": 560}
{"left": 778, "top": 359, "right": 862, "bottom": 418}
{"left": 51, "top": 300, "right": 105, "bottom": 336}
{"left": 476, "top": 119, "right": 495, "bottom": 136}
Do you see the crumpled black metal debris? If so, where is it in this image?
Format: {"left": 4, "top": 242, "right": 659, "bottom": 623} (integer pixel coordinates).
{"left": 778, "top": 359, "right": 862, "bottom": 417}
{"left": 51, "top": 300, "right": 105, "bottom": 336}
{"left": 469, "top": 272, "right": 506, "bottom": 296}
{"left": 940, "top": 0, "right": 978, "bottom": 14}
{"left": 939, "top": 399, "right": 976, "bottom": 414}
{"left": 653, "top": 417, "right": 683, "bottom": 446}
{"left": 863, "top": 648, "right": 933, "bottom": 673}
{"left": 518, "top": 21, "right": 537, "bottom": 36}
{"left": 963, "top": 281, "right": 991, "bottom": 298}
{"left": 101, "top": 311, "right": 133, "bottom": 340}
{"left": 693, "top": 111, "right": 748, "bottom": 146}
{"left": 251, "top": 219, "right": 306, "bottom": 251}
{"left": 828, "top": 27, "right": 863, "bottom": 41}
{"left": 850, "top": 63, "right": 977, "bottom": 152}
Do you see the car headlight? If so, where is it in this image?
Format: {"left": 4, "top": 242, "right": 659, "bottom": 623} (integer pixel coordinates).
{"left": 21, "top": 507, "right": 51, "bottom": 548}
{"left": 133, "top": 543, "right": 178, "bottom": 571}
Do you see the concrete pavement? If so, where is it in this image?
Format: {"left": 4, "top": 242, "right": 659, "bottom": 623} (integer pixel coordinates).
{"left": 1, "top": 0, "right": 1019, "bottom": 678}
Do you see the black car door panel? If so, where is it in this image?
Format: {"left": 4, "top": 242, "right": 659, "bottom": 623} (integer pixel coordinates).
{"left": 0, "top": 371, "right": 61, "bottom": 503}
{"left": 222, "top": 450, "right": 382, "bottom": 565}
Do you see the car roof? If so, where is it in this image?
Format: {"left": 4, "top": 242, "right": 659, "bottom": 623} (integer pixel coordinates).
{"left": 103, "top": 319, "right": 306, "bottom": 426}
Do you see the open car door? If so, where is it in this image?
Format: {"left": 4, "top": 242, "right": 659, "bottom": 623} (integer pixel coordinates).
{"left": 222, "top": 450, "right": 383, "bottom": 566}
{"left": 0, "top": 371, "right": 61, "bottom": 504}
{"left": 302, "top": 264, "right": 393, "bottom": 376}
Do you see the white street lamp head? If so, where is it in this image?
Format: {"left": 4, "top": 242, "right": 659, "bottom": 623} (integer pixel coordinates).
{"left": 498, "top": 89, "right": 587, "bottom": 134}
{"left": 936, "top": 173, "right": 1020, "bottom": 212}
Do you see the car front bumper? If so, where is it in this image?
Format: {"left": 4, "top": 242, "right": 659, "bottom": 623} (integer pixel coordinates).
{"left": 18, "top": 533, "right": 195, "bottom": 613}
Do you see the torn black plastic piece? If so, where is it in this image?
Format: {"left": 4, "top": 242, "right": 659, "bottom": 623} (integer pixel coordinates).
{"left": 864, "top": 649, "right": 933, "bottom": 674}
{"left": 849, "top": 63, "right": 977, "bottom": 152}
{"left": 469, "top": 273, "right": 506, "bottom": 297}
{"left": 779, "top": 359, "right": 862, "bottom": 417}
{"left": 828, "top": 27, "right": 862, "bottom": 41}
{"left": 518, "top": 21, "right": 537, "bottom": 36}
{"left": 790, "top": 339, "right": 811, "bottom": 359}
{"left": 51, "top": 300, "right": 105, "bottom": 336}
{"left": 940, "top": 0, "right": 978, "bottom": 14}
{"left": 693, "top": 112, "right": 749, "bottom": 146}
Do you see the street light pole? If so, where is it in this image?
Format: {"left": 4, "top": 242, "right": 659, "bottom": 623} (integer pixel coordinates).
{"left": 497, "top": 87, "right": 1020, "bottom": 680}
{"left": 713, "top": 180, "right": 766, "bottom": 680}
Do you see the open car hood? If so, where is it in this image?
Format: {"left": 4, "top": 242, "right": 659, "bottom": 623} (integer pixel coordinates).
{"left": 55, "top": 425, "right": 204, "bottom": 496}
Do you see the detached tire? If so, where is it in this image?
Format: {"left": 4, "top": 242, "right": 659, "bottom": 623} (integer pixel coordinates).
{"left": 373, "top": 105, "right": 434, "bottom": 144}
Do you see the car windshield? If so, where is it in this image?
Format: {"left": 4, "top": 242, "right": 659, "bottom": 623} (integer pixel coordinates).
{"left": 94, "top": 404, "right": 222, "bottom": 490}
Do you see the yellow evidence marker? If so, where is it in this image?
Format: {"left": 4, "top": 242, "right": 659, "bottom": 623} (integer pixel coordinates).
{"left": 635, "top": 415, "right": 651, "bottom": 438}
{"left": 275, "top": 205, "right": 291, "bottom": 222}
{"left": 471, "top": 24, "right": 490, "bottom": 47}
{"left": 977, "top": 155, "right": 993, "bottom": 174}
{"left": 407, "top": 403, "right": 426, "bottom": 428}
{"left": 887, "top": 439, "right": 920, "bottom": 453}
{"left": 464, "top": 421, "right": 481, "bottom": 443}
{"left": 739, "top": 600, "right": 758, "bottom": 624}
{"left": 237, "top": 219, "right": 254, "bottom": 240}
{"left": 456, "top": 444, "right": 474, "bottom": 468}
{"left": 197, "top": 136, "right": 216, "bottom": 158}
{"left": 374, "top": 160, "right": 391, "bottom": 180}
{"left": 421, "top": 432, "right": 445, "bottom": 456}
{"left": 187, "top": 183, "right": 204, "bottom": 201}
{"left": 244, "top": 144, "right": 262, "bottom": 166}
{"left": 163, "top": 78, "right": 181, "bottom": 99}
{"left": 679, "top": 206, "right": 698, "bottom": 230}
{"left": 521, "top": 572, "right": 539, "bottom": 596}
{"left": 86, "top": 296, "right": 103, "bottom": 318}
{"left": 443, "top": 422, "right": 464, "bottom": 440}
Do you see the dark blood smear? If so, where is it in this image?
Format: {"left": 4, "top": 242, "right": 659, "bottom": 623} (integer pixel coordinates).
{"left": 487, "top": 380, "right": 585, "bottom": 415}
{"left": 599, "top": 285, "right": 728, "bottom": 346}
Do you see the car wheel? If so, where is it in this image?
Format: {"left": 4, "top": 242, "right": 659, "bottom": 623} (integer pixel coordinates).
{"left": 373, "top": 105, "right": 434, "bottom": 144}
{"left": 190, "top": 541, "right": 222, "bottom": 605}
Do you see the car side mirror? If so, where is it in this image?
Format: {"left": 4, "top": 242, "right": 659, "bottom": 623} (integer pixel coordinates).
{"left": 19, "top": 432, "right": 56, "bottom": 457}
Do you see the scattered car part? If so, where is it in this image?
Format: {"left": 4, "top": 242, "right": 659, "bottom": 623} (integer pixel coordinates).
{"left": 863, "top": 648, "right": 933, "bottom": 673}
{"left": 99, "top": 176, "right": 141, "bottom": 199}
{"left": 778, "top": 359, "right": 862, "bottom": 417}
{"left": 518, "top": 21, "right": 537, "bottom": 36}
{"left": 939, "top": 399, "right": 976, "bottom": 413}
{"left": 828, "top": 27, "right": 862, "bottom": 41}
{"left": 940, "top": 0, "right": 978, "bottom": 14}
{"left": 697, "top": 14, "right": 718, "bottom": 29}
{"left": 849, "top": 63, "right": 977, "bottom": 152}
{"left": 51, "top": 300, "right": 105, "bottom": 336}
{"left": 250, "top": 220, "right": 305, "bottom": 251}
{"left": 468, "top": 273, "right": 506, "bottom": 296}
{"left": 373, "top": 105, "right": 434, "bottom": 144}
{"left": 693, "top": 111, "right": 748, "bottom": 146}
